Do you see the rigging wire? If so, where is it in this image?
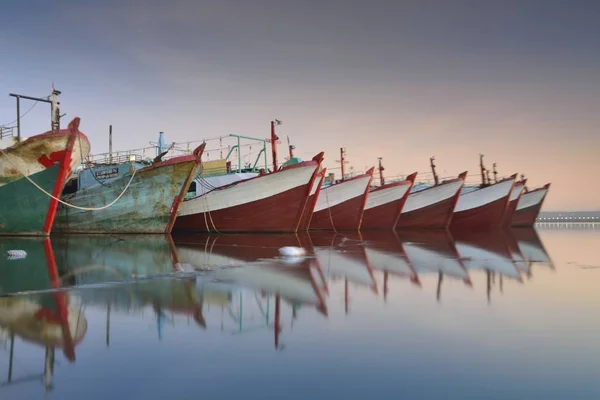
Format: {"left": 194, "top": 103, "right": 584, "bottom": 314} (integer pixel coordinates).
{"left": 0, "top": 100, "right": 40, "bottom": 128}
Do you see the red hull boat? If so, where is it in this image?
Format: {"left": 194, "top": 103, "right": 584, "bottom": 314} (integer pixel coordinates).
{"left": 174, "top": 153, "right": 323, "bottom": 233}
{"left": 310, "top": 168, "right": 374, "bottom": 231}
{"left": 361, "top": 173, "right": 416, "bottom": 230}
{"left": 511, "top": 183, "right": 551, "bottom": 227}
{"left": 396, "top": 172, "right": 466, "bottom": 229}
{"left": 450, "top": 174, "right": 517, "bottom": 232}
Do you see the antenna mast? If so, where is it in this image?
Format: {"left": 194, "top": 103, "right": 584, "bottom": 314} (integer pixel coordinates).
{"left": 51, "top": 86, "right": 61, "bottom": 132}
{"left": 377, "top": 157, "right": 385, "bottom": 186}
{"left": 479, "top": 154, "right": 487, "bottom": 186}
{"left": 337, "top": 147, "right": 349, "bottom": 181}
{"left": 430, "top": 156, "right": 439, "bottom": 186}
{"left": 287, "top": 136, "right": 295, "bottom": 159}
{"left": 270, "top": 120, "right": 281, "bottom": 170}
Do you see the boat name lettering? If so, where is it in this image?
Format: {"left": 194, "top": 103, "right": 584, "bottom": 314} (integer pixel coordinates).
{"left": 95, "top": 168, "right": 119, "bottom": 180}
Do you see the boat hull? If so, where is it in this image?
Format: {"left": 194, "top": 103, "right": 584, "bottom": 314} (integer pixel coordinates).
{"left": 0, "top": 165, "right": 61, "bottom": 235}
{"left": 501, "top": 181, "right": 526, "bottom": 228}
{"left": 397, "top": 178, "right": 464, "bottom": 229}
{"left": 0, "top": 119, "right": 89, "bottom": 235}
{"left": 310, "top": 170, "right": 373, "bottom": 231}
{"left": 174, "top": 159, "right": 320, "bottom": 233}
{"left": 0, "top": 121, "right": 90, "bottom": 186}
{"left": 450, "top": 176, "right": 515, "bottom": 232}
{"left": 298, "top": 168, "right": 326, "bottom": 231}
{"left": 54, "top": 155, "right": 202, "bottom": 234}
{"left": 361, "top": 180, "right": 413, "bottom": 230}
{"left": 511, "top": 185, "right": 550, "bottom": 227}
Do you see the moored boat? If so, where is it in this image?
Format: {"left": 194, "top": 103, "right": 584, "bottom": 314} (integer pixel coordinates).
{"left": 0, "top": 118, "right": 90, "bottom": 235}
{"left": 450, "top": 174, "right": 517, "bottom": 232}
{"left": 310, "top": 167, "right": 374, "bottom": 231}
{"left": 298, "top": 167, "right": 327, "bottom": 231}
{"left": 361, "top": 171, "right": 417, "bottom": 230}
{"left": 511, "top": 183, "right": 551, "bottom": 227}
{"left": 396, "top": 171, "right": 467, "bottom": 229}
{"left": 173, "top": 153, "right": 324, "bottom": 233}
{"left": 53, "top": 144, "right": 205, "bottom": 234}
{"left": 501, "top": 178, "right": 527, "bottom": 228}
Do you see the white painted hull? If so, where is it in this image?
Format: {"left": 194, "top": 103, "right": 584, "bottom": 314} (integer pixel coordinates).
{"left": 454, "top": 178, "right": 515, "bottom": 213}
{"left": 516, "top": 188, "right": 549, "bottom": 211}
{"left": 0, "top": 129, "right": 90, "bottom": 186}
{"left": 314, "top": 174, "right": 372, "bottom": 212}
{"left": 180, "top": 162, "right": 317, "bottom": 215}
{"left": 191, "top": 172, "right": 259, "bottom": 196}
{"left": 364, "top": 183, "right": 411, "bottom": 210}
{"left": 403, "top": 179, "right": 463, "bottom": 213}
{"left": 510, "top": 183, "right": 526, "bottom": 202}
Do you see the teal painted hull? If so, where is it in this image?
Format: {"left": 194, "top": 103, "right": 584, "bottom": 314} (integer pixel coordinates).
{"left": 54, "top": 160, "right": 196, "bottom": 233}
{"left": 52, "top": 234, "right": 177, "bottom": 283}
{"left": 0, "top": 165, "right": 60, "bottom": 236}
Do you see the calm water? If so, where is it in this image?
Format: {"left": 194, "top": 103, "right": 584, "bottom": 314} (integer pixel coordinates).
{"left": 0, "top": 226, "right": 599, "bottom": 399}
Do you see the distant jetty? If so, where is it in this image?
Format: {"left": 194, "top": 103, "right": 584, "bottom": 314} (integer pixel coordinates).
{"left": 537, "top": 211, "right": 600, "bottom": 223}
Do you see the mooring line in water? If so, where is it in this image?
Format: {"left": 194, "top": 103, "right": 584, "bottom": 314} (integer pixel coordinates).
{"left": 324, "top": 189, "right": 339, "bottom": 234}
{"left": 0, "top": 147, "right": 138, "bottom": 211}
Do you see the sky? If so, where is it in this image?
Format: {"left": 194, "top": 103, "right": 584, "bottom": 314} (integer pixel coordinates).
{"left": 1, "top": 0, "right": 599, "bottom": 211}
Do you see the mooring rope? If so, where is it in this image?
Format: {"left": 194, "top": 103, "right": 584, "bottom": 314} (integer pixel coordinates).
{"left": 0, "top": 146, "right": 137, "bottom": 211}
{"left": 324, "top": 187, "right": 339, "bottom": 234}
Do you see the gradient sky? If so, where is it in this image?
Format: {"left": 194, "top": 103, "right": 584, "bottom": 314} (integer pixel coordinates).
{"left": 1, "top": 0, "right": 599, "bottom": 210}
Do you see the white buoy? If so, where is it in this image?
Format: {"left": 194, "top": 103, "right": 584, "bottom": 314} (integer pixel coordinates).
{"left": 278, "top": 246, "right": 306, "bottom": 257}
{"left": 174, "top": 263, "right": 196, "bottom": 273}
{"left": 5, "top": 250, "right": 27, "bottom": 260}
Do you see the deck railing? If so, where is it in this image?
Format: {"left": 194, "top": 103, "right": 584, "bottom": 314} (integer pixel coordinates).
{"left": 0, "top": 126, "right": 15, "bottom": 140}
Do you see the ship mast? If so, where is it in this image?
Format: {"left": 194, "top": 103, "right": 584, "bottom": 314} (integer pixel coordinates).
{"left": 9, "top": 86, "right": 62, "bottom": 141}
{"left": 479, "top": 154, "right": 487, "bottom": 187}
{"left": 287, "top": 136, "right": 295, "bottom": 159}
{"left": 377, "top": 157, "right": 385, "bottom": 186}
{"left": 338, "top": 147, "right": 348, "bottom": 182}
{"left": 492, "top": 163, "right": 498, "bottom": 183}
{"left": 51, "top": 86, "right": 61, "bottom": 132}
{"left": 430, "top": 156, "right": 439, "bottom": 186}
{"left": 270, "top": 120, "right": 281, "bottom": 170}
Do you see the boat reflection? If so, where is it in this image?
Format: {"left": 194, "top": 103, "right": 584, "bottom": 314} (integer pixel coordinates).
{"left": 309, "top": 231, "right": 378, "bottom": 314}
{"left": 0, "top": 227, "right": 554, "bottom": 393}
{"left": 360, "top": 231, "right": 420, "bottom": 301}
{"left": 0, "top": 238, "right": 86, "bottom": 392}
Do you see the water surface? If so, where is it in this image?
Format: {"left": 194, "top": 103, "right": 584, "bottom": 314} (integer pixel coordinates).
{"left": 0, "top": 227, "right": 598, "bottom": 399}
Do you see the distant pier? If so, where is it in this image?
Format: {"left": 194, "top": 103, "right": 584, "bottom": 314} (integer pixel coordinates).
{"left": 536, "top": 211, "right": 600, "bottom": 228}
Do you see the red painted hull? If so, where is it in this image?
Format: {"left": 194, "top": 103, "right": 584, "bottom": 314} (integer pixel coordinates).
{"left": 450, "top": 196, "right": 510, "bottom": 232}
{"left": 174, "top": 184, "right": 309, "bottom": 233}
{"left": 361, "top": 188, "right": 411, "bottom": 230}
{"left": 512, "top": 203, "right": 543, "bottom": 227}
{"left": 396, "top": 195, "right": 458, "bottom": 229}
{"left": 502, "top": 198, "right": 520, "bottom": 228}
{"left": 298, "top": 170, "right": 326, "bottom": 231}
{"left": 310, "top": 194, "right": 367, "bottom": 231}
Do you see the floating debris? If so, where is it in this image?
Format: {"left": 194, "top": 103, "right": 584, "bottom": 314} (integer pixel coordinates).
{"left": 5, "top": 250, "right": 27, "bottom": 260}
{"left": 278, "top": 246, "right": 306, "bottom": 257}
